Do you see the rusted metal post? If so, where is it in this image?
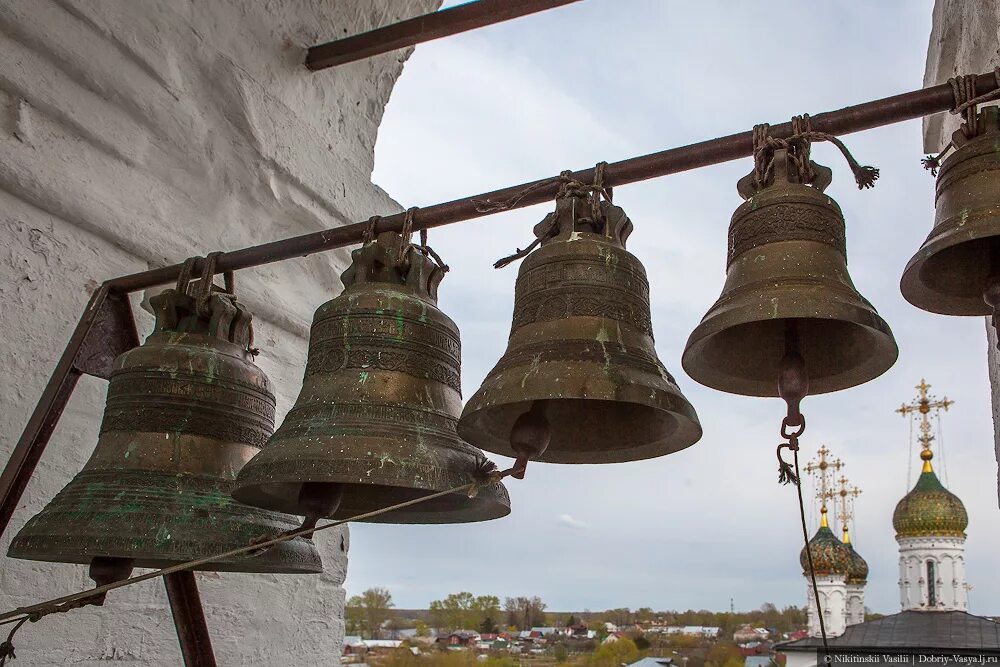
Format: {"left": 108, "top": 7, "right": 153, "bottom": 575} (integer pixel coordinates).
{"left": 0, "top": 285, "right": 138, "bottom": 536}
{"left": 165, "top": 572, "right": 218, "bottom": 667}
{"left": 106, "top": 70, "right": 1000, "bottom": 294}
{"left": 306, "top": 0, "right": 581, "bottom": 70}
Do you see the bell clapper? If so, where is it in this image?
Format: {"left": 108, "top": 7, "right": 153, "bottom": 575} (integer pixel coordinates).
{"left": 776, "top": 320, "right": 809, "bottom": 486}
{"left": 509, "top": 400, "right": 552, "bottom": 479}
{"left": 297, "top": 482, "right": 344, "bottom": 538}
{"left": 87, "top": 557, "right": 134, "bottom": 606}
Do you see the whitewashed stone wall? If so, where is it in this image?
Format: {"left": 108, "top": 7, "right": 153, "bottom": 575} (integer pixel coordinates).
{"left": 0, "top": 0, "right": 437, "bottom": 664}
{"left": 923, "top": 0, "right": 1000, "bottom": 507}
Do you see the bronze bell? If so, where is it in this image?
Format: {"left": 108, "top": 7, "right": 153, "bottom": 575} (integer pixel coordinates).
{"left": 901, "top": 106, "right": 1000, "bottom": 315}
{"left": 457, "top": 187, "right": 702, "bottom": 468}
{"left": 8, "top": 285, "right": 322, "bottom": 576}
{"left": 682, "top": 148, "right": 898, "bottom": 396}
{"left": 231, "top": 232, "right": 510, "bottom": 525}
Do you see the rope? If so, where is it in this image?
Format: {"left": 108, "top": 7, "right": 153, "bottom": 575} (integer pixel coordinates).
{"left": 362, "top": 215, "right": 380, "bottom": 246}
{"left": 492, "top": 164, "right": 614, "bottom": 269}
{"left": 752, "top": 115, "right": 879, "bottom": 190}
{"left": 175, "top": 257, "right": 197, "bottom": 295}
{"left": 793, "top": 442, "right": 830, "bottom": 655}
{"left": 0, "top": 617, "right": 27, "bottom": 666}
{"left": 195, "top": 252, "right": 222, "bottom": 318}
{"left": 397, "top": 207, "right": 418, "bottom": 270}
{"left": 0, "top": 465, "right": 518, "bottom": 628}
{"left": 923, "top": 68, "right": 1000, "bottom": 174}
{"left": 775, "top": 401, "right": 828, "bottom": 654}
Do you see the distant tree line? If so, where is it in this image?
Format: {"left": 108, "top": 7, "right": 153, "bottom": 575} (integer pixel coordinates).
{"left": 347, "top": 587, "right": 806, "bottom": 639}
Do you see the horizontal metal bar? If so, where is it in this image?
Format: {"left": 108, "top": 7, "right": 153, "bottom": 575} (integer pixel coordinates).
{"left": 306, "top": 0, "right": 582, "bottom": 70}
{"left": 107, "top": 70, "right": 998, "bottom": 294}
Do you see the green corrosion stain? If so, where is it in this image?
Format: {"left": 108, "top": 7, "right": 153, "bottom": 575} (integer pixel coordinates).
{"left": 358, "top": 371, "right": 370, "bottom": 384}
{"left": 154, "top": 525, "right": 172, "bottom": 546}
{"left": 395, "top": 310, "right": 406, "bottom": 339}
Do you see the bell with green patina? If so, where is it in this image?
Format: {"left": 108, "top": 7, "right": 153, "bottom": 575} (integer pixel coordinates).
{"left": 232, "top": 231, "right": 510, "bottom": 526}
{"left": 8, "top": 287, "right": 322, "bottom": 579}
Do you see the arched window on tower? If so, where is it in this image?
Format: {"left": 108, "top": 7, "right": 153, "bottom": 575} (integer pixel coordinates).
{"left": 927, "top": 560, "right": 937, "bottom": 606}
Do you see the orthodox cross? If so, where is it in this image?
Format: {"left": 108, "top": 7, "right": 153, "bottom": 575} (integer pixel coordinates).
{"left": 835, "top": 474, "right": 861, "bottom": 543}
{"left": 804, "top": 445, "right": 842, "bottom": 521}
{"left": 896, "top": 378, "right": 953, "bottom": 468}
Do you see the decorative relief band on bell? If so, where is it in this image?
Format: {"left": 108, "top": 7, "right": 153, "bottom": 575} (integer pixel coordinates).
{"left": 516, "top": 258, "right": 649, "bottom": 295}
{"left": 275, "top": 402, "right": 461, "bottom": 438}
{"left": 489, "top": 340, "right": 674, "bottom": 383}
{"left": 106, "top": 374, "right": 276, "bottom": 422}
{"left": 512, "top": 289, "right": 653, "bottom": 335}
{"left": 728, "top": 203, "right": 846, "bottom": 265}
{"left": 309, "top": 312, "right": 462, "bottom": 358}
{"left": 304, "top": 342, "right": 462, "bottom": 393}
{"left": 100, "top": 405, "right": 274, "bottom": 448}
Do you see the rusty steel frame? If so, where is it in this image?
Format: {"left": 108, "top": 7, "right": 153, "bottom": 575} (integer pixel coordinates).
{"left": 0, "top": 69, "right": 996, "bottom": 664}
{"left": 305, "top": 0, "right": 582, "bottom": 70}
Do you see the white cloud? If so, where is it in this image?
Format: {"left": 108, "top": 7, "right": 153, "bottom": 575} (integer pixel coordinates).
{"left": 557, "top": 514, "right": 588, "bottom": 530}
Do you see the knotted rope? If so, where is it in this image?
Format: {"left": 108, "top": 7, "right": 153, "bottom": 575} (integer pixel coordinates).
{"left": 923, "top": 68, "right": 1000, "bottom": 175}
{"left": 491, "top": 164, "right": 614, "bottom": 269}
{"left": 753, "top": 114, "right": 880, "bottom": 190}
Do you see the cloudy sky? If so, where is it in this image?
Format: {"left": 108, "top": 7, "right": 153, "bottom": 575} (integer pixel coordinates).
{"left": 344, "top": 0, "right": 999, "bottom": 616}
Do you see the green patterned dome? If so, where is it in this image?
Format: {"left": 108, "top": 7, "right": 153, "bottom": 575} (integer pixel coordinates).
{"left": 799, "top": 516, "right": 853, "bottom": 577}
{"left": 844, "top": 542, "right": 869, "bottom": 584}
{"left": 893, "top": 458, "right": 967, "bottom": 539}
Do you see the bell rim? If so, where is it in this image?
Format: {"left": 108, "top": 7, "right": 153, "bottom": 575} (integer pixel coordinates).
{"left": 458, "top": 389, "right": 702, "bottom": 464}
{"left": 900, "top": 210, "right": 1000, "bottom": 316}
{"left": 6, "top": 545, "right": 323, "bottom": 574}
{"left": 682, "top": 307, "right": 898, "bottom": 397}
{"left": 231, "top": 478, "right": 511, "bottom": 524}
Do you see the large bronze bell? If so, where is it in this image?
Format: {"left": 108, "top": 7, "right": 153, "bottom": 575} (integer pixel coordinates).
{"left": 231, "top": 232, "right": 510, "bottom": 525}
{"left": 457, "top": 186, "right": 702, "bottom": 467}
{"left": 901, "top": 107, "right": 1000, "bottom": 315}
{"left": 682, "top": 148, "right": 898, "bottom": 396}
{"left": 9, "top": 285, "right": 322, "bottom": 575}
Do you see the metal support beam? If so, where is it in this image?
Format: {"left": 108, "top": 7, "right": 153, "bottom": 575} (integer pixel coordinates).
{"left": 306, "top": 0, "right": 581, "bottom": 70}
{"left": 0, "top": 286, "right": 138, "bottom": 536}
{"left": 165, "top": 572, "right": 218, "bottom": 667}
{"left": 107, "top": 69, "right": 999, "bottom": 294}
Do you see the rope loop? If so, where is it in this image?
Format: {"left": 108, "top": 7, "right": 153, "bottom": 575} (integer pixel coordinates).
{"left": 396, "top": 207, "right": 419, "bottom": 270}
{"left": 362, "top": 215, "right": 380, "bottom": 246}
{"left": 751, "top": 116, "right": 879, "bottom": 190}
{"left": 175, "top": 257, "right": 198, "bottom": 295}
{"left": 195, "top": 251, "right": 223, "bottom": 317}
{"left": 926, "top": 68, "right": 1000, "bottom": 174}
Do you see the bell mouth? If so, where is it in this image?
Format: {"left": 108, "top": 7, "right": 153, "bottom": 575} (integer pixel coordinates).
{"left": 901, "top": 226, "right": 1000, "bottom": 316}
{"left": 233, "top": 481, "right": 511, "bottom": 525}
{"left": 7, "top": 470, "right": 323, "bottom": 574}
{"left": 458, "top": 397, "right": 702, "bottom": 464}
{"left": 683, "top": 315, "right": 897, "bottom": 397}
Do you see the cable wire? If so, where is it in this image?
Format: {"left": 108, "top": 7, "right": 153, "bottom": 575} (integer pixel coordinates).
{"left": 0, "top": 466, "right": 518, "bottom": 627}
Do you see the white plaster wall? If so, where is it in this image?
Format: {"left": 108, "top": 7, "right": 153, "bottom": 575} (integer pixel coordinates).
{"left": 923, "top": 0, "right": 1000, "bottom": 507}
{"left": 845, "top": 584, "right": 864, "bottom": 626}
{"left": 805, "top": 575, "right": 847, "bottom": 638}
{"left": 0, "top": 0, "right": 438, "bottom": 664}
{"left": 896, "top": 536, "right": 967, "bottom": 611}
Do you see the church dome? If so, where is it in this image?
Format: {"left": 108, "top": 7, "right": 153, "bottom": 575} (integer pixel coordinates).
{"left": 844, "top": 543, "right": 868, "bottom": 584}
{"left": 893, "top": 451, "right": 967, "bottom": 539}
{"left": 799, "top": 514, "right": 853, "bottom": 577}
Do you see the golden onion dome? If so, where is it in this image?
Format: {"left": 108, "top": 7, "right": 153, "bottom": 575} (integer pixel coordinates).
{"left": 892, "top": 452, "right": 967, "bottom": 539}
{"left": 799, "top": 511, "right": 853, "bottom": 577}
